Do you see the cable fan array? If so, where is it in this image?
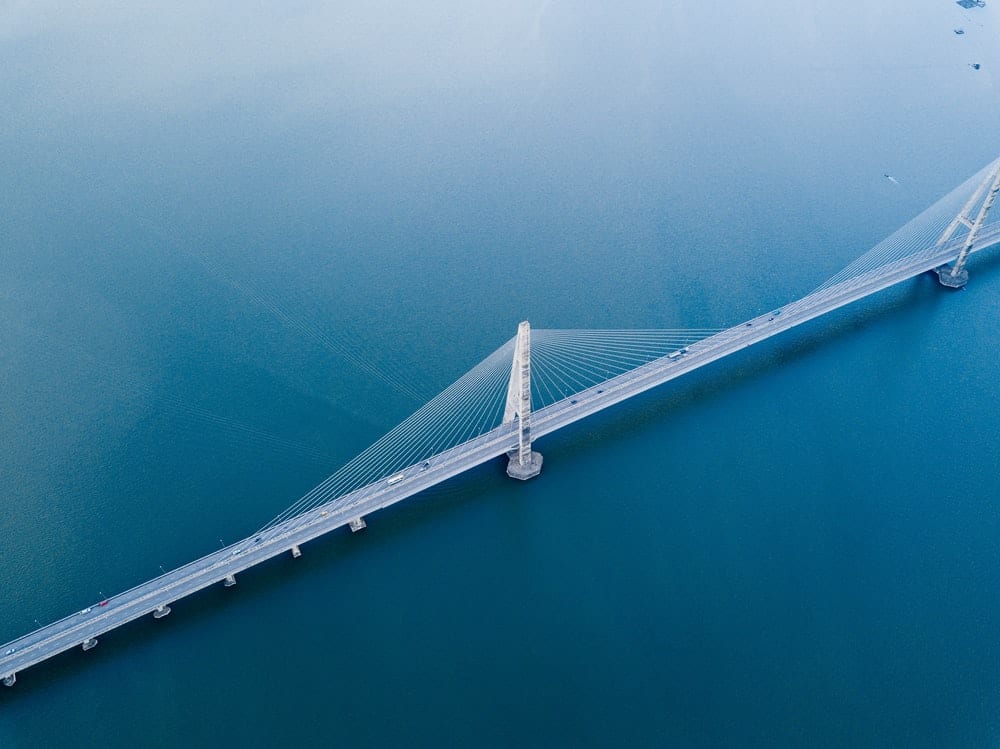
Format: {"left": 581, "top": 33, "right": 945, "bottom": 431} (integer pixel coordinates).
{"left": 256, "top": 336, "right": 516, "bottom": 532}
{"left": 805, "top": 157, "right": 1000, "bottom": 298}
{"left": 255, "top": 157, "right": 1000, "bottom": 538}
{"left": 256, "top": 326, "right": 726, "bottom": 533}
{"left": 530, "top": 328, "right": 725, "bottom": 408}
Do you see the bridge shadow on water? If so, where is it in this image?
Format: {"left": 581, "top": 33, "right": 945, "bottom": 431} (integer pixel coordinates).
{"left": 6, "top": 256, "right": 1000, "bottom": 701}
{"left": 532, "top": 259, "right": 1000, "bottom": 465}
{"left": 0, "top": 467, "right": 515, "bottom": 701}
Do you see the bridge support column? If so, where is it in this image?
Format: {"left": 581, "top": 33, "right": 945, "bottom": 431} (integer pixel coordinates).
{"left": 936, "top": 160, "right": 1000, "bottom": 288}
{"left": 349, "top": 517, "right": 367, "bottom": 533}
{"left": 224, "top": 574, "right": 237, "bottom": 588}
{"left": 503, "top": 321, "right": 543, "bottom": 480}
{"left": 153, "top": 605, "right": 171, "bottom": 619}
{"left": 82, "top": 638, "right": 98, "bottom": 652}
{"left": 291, "top": 544, "right": 302, "bottom": 558}
{"left": 2, "top": 673, "right": 15, "bottom": 687}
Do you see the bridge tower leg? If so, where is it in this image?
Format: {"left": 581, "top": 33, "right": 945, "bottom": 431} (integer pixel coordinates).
{"left": 503, "top": 321, "right": 543, "bottom": 480}
{"left": 936, "top": 160, "right": 1000, "bottom": 288}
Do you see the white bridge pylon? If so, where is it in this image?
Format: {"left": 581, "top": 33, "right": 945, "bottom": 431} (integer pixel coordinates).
{"left": 937, "top": 158, "right": 1000, "bottom": 288}
{"left": 503, "top": 321, "right": 543, "bottom": 480}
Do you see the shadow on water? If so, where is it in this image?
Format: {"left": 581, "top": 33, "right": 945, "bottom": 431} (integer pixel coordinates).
{"left": 0, "top": 462, "right": 510, "bottom": 702}
{"left": 532, "top": 266, "right": 979, "bottom": 458}
{"left": 5, "top": 254, "right": 999, "bottom": 701}
{"left": 966, "top": 243, "right": 1000, "bottom": 281}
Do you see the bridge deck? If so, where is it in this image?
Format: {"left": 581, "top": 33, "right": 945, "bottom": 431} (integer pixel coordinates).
{"left": 3, "top": 223, "right": 998, "bottom": 685}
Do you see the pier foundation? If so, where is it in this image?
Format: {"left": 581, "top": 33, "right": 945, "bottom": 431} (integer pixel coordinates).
{"left": 224, "top": 574, "right": 237, "bottom": 588}
{"left": 936, "top": 266, "right": 969, "bottom": 288}
{"left": 506, "top": 450, "right": 543, "bottom": 480}
{"left": 2, "top": 674, "right": 15, "bottom": 687}
{"left": 349, "top": 517, "right": 367, "bottom": 533}
{"left": 82, "top": 638, "right": 98, "bottom": 652}
{"left": 291, "top": 544, "right": 302, "bottom": 558}
{"left": 153, "top": 605, "right": 171, "bottom": 619}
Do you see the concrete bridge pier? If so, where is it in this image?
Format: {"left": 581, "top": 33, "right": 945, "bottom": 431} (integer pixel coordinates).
{"left": 153, "top": 605, "right": 171, "bottom": 619}
{"left": 291, "top": 544, "right": 302, "bottom": 558}
{"left": 82, "top": 638, "right": 98, "bottom": 651}
{"left": 503, "top": 321, "right": 543, "bottom": 480}
{"left": 349, "top": 517, "right": 367, "bottom": 533}
{"left": 2, "top": 673, "right": 15, "bottom": 687}
{"left": 936, "top": 266, "right": 969, "bottom": 288}
{"left": 224, "top": 574, "right": 237, "bottom": 588}
{"left": 506, "top": 450, "right": 543, "bottom": 480}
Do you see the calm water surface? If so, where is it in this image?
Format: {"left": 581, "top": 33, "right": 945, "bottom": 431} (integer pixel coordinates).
{"left": 2, "top": 1, "right": 1000, "bottom": 746}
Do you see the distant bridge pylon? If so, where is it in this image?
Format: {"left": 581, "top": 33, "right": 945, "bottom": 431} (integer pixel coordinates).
{"left": 937, "top": 159, "right": 1000, "bottom": 287}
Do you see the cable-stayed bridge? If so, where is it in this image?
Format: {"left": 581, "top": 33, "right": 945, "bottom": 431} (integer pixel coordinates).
{"left": 3, "top": 157, "right": 1000, "bottom": 687}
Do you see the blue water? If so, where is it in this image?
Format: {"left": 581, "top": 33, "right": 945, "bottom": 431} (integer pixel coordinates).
{"left": 3, "top": 1, "right": 1000, "bottom": 746}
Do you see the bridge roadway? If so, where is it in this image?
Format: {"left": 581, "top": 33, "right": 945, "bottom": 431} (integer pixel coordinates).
{"left": 3, "top": 223, "right": 998, "bottom": 685}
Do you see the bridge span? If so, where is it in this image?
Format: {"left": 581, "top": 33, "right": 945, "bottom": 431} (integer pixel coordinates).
{"left": 2, "top": 206, "right": 999, "bottom": 688}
